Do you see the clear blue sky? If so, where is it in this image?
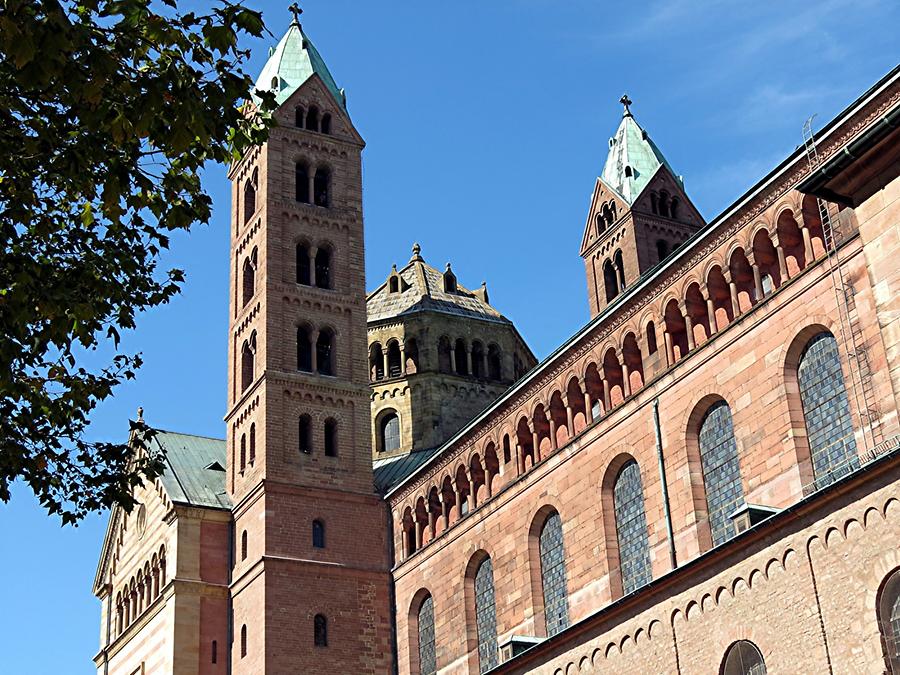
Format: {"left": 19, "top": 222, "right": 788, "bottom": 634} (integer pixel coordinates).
{"left": 2, "top": 1, "right": 897, "bottom": 672}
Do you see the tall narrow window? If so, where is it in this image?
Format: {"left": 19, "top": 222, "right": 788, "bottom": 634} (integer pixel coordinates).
{"left": 321, "top": 113, "right": 332, "bottom": 135}
{"left": 614, "top": 249, "right": 626, "bottom": 291}
{"left": 294, "top": 106, "right": 305, "bottom": 128}
{"left": 604, "top": 259, "right": 619, "bottom": 302}
{"left": 721, "top": 640, "right": 767, "bottom": 675}
{"left": 239, "top": 433, "right": 246, "bottom": 472}
{"left": 316, "top": 329, "right": 334, "bottom": 376}
{"left": 387, "top": 341, "right": 402, "bottom": 377}
{"left": 306, "top": 106, "right": 320, "bottom": 132}
{"left": 241, "top": 530, "right": 248, "bottom": 560}
{"left": 312, "top": 519, "right": 325, "bottom": 549}
{"left": 613, "top": 460, "right": 652, "bottom": 594}
{"left": 296, "top": 243, "right": 311, "bottom": 285}
{"left": 539, "top": 512, "right": 569, "bottom": 637}
{"left": 656, "top": 239, "right": 669, "bottom": 263}
{"left": 243, "top": 174, "right": 256, "bottom": 225}
{"left": 454, "top": 339, "right": 468, "bottom": 376}
{"left": 297, "top": 326, "right": 312, "bottom": 372}
{"left": 417, "top": 594, "right": 437, "bottom": 675}
{"left": 240, "top": 334, "right": 255, "bottom": 392}
{"left": 798, "top": 331, "right": 858, "bottom": 488}
{"left": 879, "top": 569, "right": 900, "bottom": 669}
{"left": 314, "top": 614, "right": 328, "bottom": 647}
{"left": 324, "top": 418, "right": 338, "bottom": 457}
{"left": 240, "top": 625, "right": 247, "bottom": 658}
{"left": 211, "top": 640, "right": 217, "bottom": 664}
{"left": 248, "top": 423, "right": 256, "bottom": 465}
{"left": 487, "top": 345, "right": 502, "bottom": 381}
{"left": 380, "top": 412, "right": 400, "bottom": 453}
{"left": 698, "top": 401, "right": 744, "bottom": 546}
{"left": 314, "top": 167, "right": 330, "bottom": 207}
{"left": 315, "top": 247, "right": 331, "bottom": 289}
{"left": 296, "top": 163, "right": 310, "bottom": 203}
{"left": 474, "top": 557, "right": 498, "bottom": 673}
{"left": 299, "top": 415, "right": 312, "bottom": 455}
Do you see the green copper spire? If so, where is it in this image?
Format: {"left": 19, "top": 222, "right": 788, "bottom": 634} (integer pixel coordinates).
{"left": 253, "top": 10, "right": 346, "bottom": 109}
{"left": 601, "top": 94, "right": 681, "bottom": 204}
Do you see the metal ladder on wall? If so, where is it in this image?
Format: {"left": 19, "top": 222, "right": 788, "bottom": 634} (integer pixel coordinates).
{"left": 801, "top": 117, "right": 881, "bottom": 458}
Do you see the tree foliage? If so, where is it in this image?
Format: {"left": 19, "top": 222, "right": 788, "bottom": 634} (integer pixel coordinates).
{"left": 0, "top": 0, "right": 274, "bottom": 523}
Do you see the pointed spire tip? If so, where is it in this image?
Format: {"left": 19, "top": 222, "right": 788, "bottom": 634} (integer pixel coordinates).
{"left": 620, "top": 93, "right": 633, "bottom": 118}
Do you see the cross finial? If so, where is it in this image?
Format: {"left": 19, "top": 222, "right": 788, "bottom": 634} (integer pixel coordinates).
{"left": 620, "top": 93, "right": 633, "bottom": 117}
{"left": 288, "top": 2, "right": 303, "bottom": 26}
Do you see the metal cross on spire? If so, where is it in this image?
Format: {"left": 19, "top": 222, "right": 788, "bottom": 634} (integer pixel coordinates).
{"left": 288, "top": 2, "right": 303, "bottom": 26}
{"left": 620, "top": 94, "right": 633, "bottom": 117}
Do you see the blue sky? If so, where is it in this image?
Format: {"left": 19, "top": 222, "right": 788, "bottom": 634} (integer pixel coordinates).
{"left": 2, "top": 1, "right": 897, "bottom": 672}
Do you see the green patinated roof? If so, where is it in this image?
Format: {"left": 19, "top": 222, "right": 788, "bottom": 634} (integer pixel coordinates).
{"left": 253, "top": 20, "right": 346, "bottom": 109}
{"left": 148, "top": 429, "right": 231, "bottom": 510}
{"left": 601, "top": 103, "right": 681, "bottom": 204}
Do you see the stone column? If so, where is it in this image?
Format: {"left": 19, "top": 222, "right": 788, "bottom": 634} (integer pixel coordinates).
{"left": 399, "top": 345, "right": 406, "bottom": 376}
{"left": 603, "top": 378, "right": 611, "bottom": 410}
{"left": 664, "top": 330, "right": 675, "bottom": 365}
{"left": 582, "top": 381, "right": 594, "bottom": 424}
{"left": 308, "top": 246, "right": 317, "bottom": 285}
{"left": 548, "top": 412, "right": 558, "bottom": 451}
{"left": 681, "top": 303, "right": 695, "bottom": 350}
{"left": 310, "top": 329, "right": 319, "bottom": 373}
{"left": 621, "top": 358, "right": 631, "bottom": 398}
{"left": 751, "top": 262, "right": 764, "bottom": 301}
{"left": 707, "top": 297, "right": 717, "bottom": 335}
{"left": 531, "top": 422, "right": 541, "bottom": 464}
{"left": 565, "top": 398, "right": 574, "bottom": 432}
{"left": 801, "top": 224, "right": 815, "bottom": 262}
{"left": 382, "top": 351, "right": 389, "bottom": 379}
{"left": 465, "top": 347, "right": 473, "bottom": 376}
{"left": 308, "top": 171, "right": 315, "bottom": 205}
{"left": 449, "top": 348, "right": 457, "bottom": 374}
{"left": 776, "top": 245, "right": 788, "bottom": 281}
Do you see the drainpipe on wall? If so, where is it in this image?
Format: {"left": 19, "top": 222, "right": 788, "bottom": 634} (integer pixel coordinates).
{"left": 654, "top": 399, "right": 678, "bottom": 570}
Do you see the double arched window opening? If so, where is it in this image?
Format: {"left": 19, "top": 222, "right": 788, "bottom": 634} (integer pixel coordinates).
{"left": 603, "top": 250, "right": 627, "bottom": 303}
{"left": 297, "top": 325, "right": 336, "bottom": 376}
{"left": 298, "top": 415, "right": 339, "bottom": 458}
{"left": 296, "top": 163, "right": 331, "bottom": 208}
{"left": 241, "top": 247, "right": 258, "bottom": 308}
{"left": 295, "top": 105, "right": 332, "bottom": 135}
{"left": 243, "top": 169, "right": 257, "bottom": 225}
{"left": 240, "top": 332, "right": 257, "bottom": 393}
{"left": 296, "top": 243, "right": 333, "bottom": 290}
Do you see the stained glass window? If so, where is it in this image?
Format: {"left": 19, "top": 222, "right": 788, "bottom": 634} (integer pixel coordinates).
{"left": 474, "top": 557, "right": 498, "bottom": 673}
{"left": 417, "top": 594, "right": 436, "bottom": 675}
{"left": 698, "top": 401, "right": 744, "bottom": 546}
{"left": 539, "top": 512, "right": 569, "bottom": 637}
{"left": 613, "top": 460, "right": 652, "bottom": 594}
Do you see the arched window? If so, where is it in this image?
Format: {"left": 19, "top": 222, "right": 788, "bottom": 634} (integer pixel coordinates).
{"left": 387, "top": 341, "right": 402, "bottom": 377}
{"left": 454, "top": 339, "right": 468, "bottom": 376}
{"left": 416, "top": 593, "right": 437, "bottom": 675}
{"left": 240, "top": 624, "right": 247, "bottom": 658}
{"left": 243, "top": 173, "right": 256, "bottom": 225}
{"left": 650, "top": 192, "right": 659, "bottom": 215}
{"left": 240, "top": 333, "right": 255, "bottom": 392}
{"left": 321, "top": 113, "right": 332, "bottom": 135}
{"left": 241, "top": 252, "right": 256, "bottom": 307}
{"left": 389, "top": 275, "right": 399, "bottom": 293}
{"left": 502, "top": 435, "right": 511, "bottom": 464}
{"left": 646, "top": 321, "right": 658, "bottom": 355}
{"left": 314, "top": 614, "right": 328, "bottom": 647}
{"left": 670, "top": 197, "right": 680, "bottom": 219}
{"left": 294, "top": 106, "right": 305, "bottom": 128}
{"left": 879, "top": 569, "right": 900, "bottom": 669}
{"left": 296, "top": 243, "right": 311, "bottom": 285}
{"left": 656, "top": 239, "right": 669, "bottom": 263}
{"left": 241, "top": 530, "right": 248, "bottom": 560}
{"left": 380, "top": 412, "right": 400, "bottom": 453}
{"left": 473, "top": 556, "right": 498, "bottom": 673}
{"left": 721, "top": 640, "right": 766, "bottom": 675}
{"left": 797, "top": 331, "right": 858, "bottom": 488}
{"left": 239, "top": 433, "right": 246, "bottom": 472}
{"left": 604, "top": 259, "right": 619, "bottom": 303}
{"left": 249, "top": 423, "right": 256, "bottom": 465}
{"left": 698, "top": 401, "right": 744, "bottom": 546}
{"left": 316, "top": 328, "right": 335, "bottom": 376}
{"left": 370, "top": 343, "right": 384, "bottom": 381}
{"left": 613, "top": 460, "right": 652, "bottom": 595}
{"left": 314, "top": 167, "right": 330, "bottom": 207}
{"left": 312, "top": 519, "right": 325, "bottom": 549}
{"left": 296, "top": 163, "right": 310, "bottom": 203}
{"left": 658, "top": 191, "right": 670, "bottom": 218}
{"left": 487, "top": 345, "right": 502, "bottom": 381}
{"left": 306, "top": 107, "right": 320, "bottom": 132}
{"left": 614, "top": 249, "right": 626, "bottom": 291}
{"left": 297, "top": 325, "right": 312, "bottom": 372}
{"left": 471, "top": 342, "right": 485, "bottom": 379}
{"left": 314, "top": 246, "right": 331, "bottom": 289}
{"left": 299, "top": 415, "right": 312, "bottom": 455}
{"left": 539, "top": 512, "right": 569, "bottom": 637}
{"left": 324, "top": 418, "right": 337, "bottom": 457}
{"left": 437, "top": 337, "right": 452, "bottom": 374}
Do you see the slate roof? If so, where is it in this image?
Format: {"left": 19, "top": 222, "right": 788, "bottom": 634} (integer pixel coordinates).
{"left": 253, "top": 19, "right": 346, "bottom": 109}
{"left": 373, "top": 447, "right": 442, "bottom": 494}
{"left": 149, "top": 429, "right": 231, "bottom": 510}
{"left": 601, "top": 99, "right": 682, "bottom": 204}
{"left": 367, "top": 246, "right": 509, "bottom": 325}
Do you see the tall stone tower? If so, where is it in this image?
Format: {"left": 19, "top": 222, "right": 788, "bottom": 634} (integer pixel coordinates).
{"left": 580, "top": 96, "right": 705, "bottom": 317}
{"left": 225, "top": 13, "right": 392, "bottom": 674}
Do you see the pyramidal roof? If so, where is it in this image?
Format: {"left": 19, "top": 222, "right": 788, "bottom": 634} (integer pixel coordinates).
{"left": 367, "top": 244, "right": 508, "bottom": 324}
{"left": 600, "top": 95, "right": 681, "bottom": 204}
{"left": 253, "top": 18, "right": 346, "bottom": 109}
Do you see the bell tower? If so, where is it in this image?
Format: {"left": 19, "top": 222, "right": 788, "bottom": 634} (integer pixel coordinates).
{"left": 580, "top": 95, "right": 706, "bottom": 317}
{"left": 225, "top": 10, "right": 392, "bottom": 673}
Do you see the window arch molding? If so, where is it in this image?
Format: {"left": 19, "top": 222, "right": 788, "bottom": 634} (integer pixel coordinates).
{"left": 600, "top": 450, "right": 652, "bottom": 600}
{"left": 375, "top": 407, "right": 402, "bottom": 454}
{"left": 463, "top": 549, "right": 498, "bottom": 674}
{"left": 408, "top": 588, "right": 437, "bottom": 675}
{"left": 527, "top": 504, "right": 570, "bottom": 638}
{"left": 720, "top": 639, "right": 767, "bottom": 675}
{"left": 782, "top": 321, "right": 857, "bottom": 490}
{"left": 877, "top": 566, "right": 900, "bottom": 670}
{"left": 684, "top": 393, "right": 743, "bottom": 552}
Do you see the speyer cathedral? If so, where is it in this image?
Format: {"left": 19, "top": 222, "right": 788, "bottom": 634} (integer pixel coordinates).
{"left": 91, "top": 11, "right": 900, "bottom": 675}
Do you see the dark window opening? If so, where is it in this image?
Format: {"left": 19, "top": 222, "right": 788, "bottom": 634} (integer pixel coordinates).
{"left": 296, "top": 243, "right": 311, "bottom": 285}
{"left": 321, "top": 113, "right": 332, "bottom": 135}
{"left": 314, "top": 168, "right": 330, "bottom": 207}
{"left": 296, "top": 164, "right": 310, "bottom": 203}
{"left": 312, "top": 519, "right": 325, "bottom": 549}
{"left": 240, "top": 625, "right": 247, "bottom": 658}
{"left": 297, "top": 326, "right": 313, "bottom": 372}
{"left": 212, "top": 640, "right": 217, "bottom": 664}
{"left": 239, "top": 433, "right": 246, "bottom": 472}
{"left": 249, "top": 423, "right": 256, "bottom": 465}
{"left": 243, "top": 175, "right": 256, "bottom": 225}
{"left": 487, "top": 345, "right": 502, "bottom": 381}
{"left": 316, "top": 329, "right": 335, "bottom": 376}
{"left": 240, "top": 334, "right": 255, "bottom": 392}
{"left": 603, "top": 259, "right": 619, "bottom": 303}
{"left": 454, "top": 339, "right": 468, "bottom": 376}
{"left": 315, "top": 247, "right": 331, "bottom": 289}
{"left": 306, "top": 107, "right": 320, "bottom": 132}
{"left": 299, "top": 415, "right": 312, "bottom": 455}
{"left": 381, "top": 412, "right": 400, "bottom": 453}
{"left": 241, "top": 530, "right": 247, "bottom": 560}
{"left": 294, "top": 106, "right": 305, "bottom": 128}
{"left": 656, "top": 239, "right": 669, "bottom": 263}
{"left": 721, "top": 640, "right": 767, "bottom": 675}
{"left": 314, "top": 614, "right": 328, "bottom": 647}
{"left": 324, "top": 418, "right": 337, "bottom": 457}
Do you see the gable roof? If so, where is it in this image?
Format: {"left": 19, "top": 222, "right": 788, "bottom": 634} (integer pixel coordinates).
{"left": 150, "top": 430, "right": 230, "bottom": 510}
{"left": 601, "top": 103, "right": 681, "bottom": 204}
{"left": 367, "top": 246, "right": 509, "bottom": 325}
{"left": 253, "top": 20, "right": 346, "bottom": 110}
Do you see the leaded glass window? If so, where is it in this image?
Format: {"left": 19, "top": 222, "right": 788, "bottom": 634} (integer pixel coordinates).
{"left": 798, "top": 332, "right": 858, "bottom": 488}
{"left": 382, "top": 413, "right": 400, "bottom": 453}
{"left": 613, "top": 460, "right": 652, "bottom": 594}
{"left": 698, "top": 401, "right": 744, "bottom": 546}
{"left": 880, "top": 570, "right": 900, "bottom": 668}
{"left": 722, "top": 640, "right": 767, "bottom": 675}
{"left": 539, "top": 512, "right": 569, "bottom": 637}
{"left": 474, "top": 557, "right": 498, "bottom": 673}
{"left": 417, "top": 594, "right": 437, "bottom": 675}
